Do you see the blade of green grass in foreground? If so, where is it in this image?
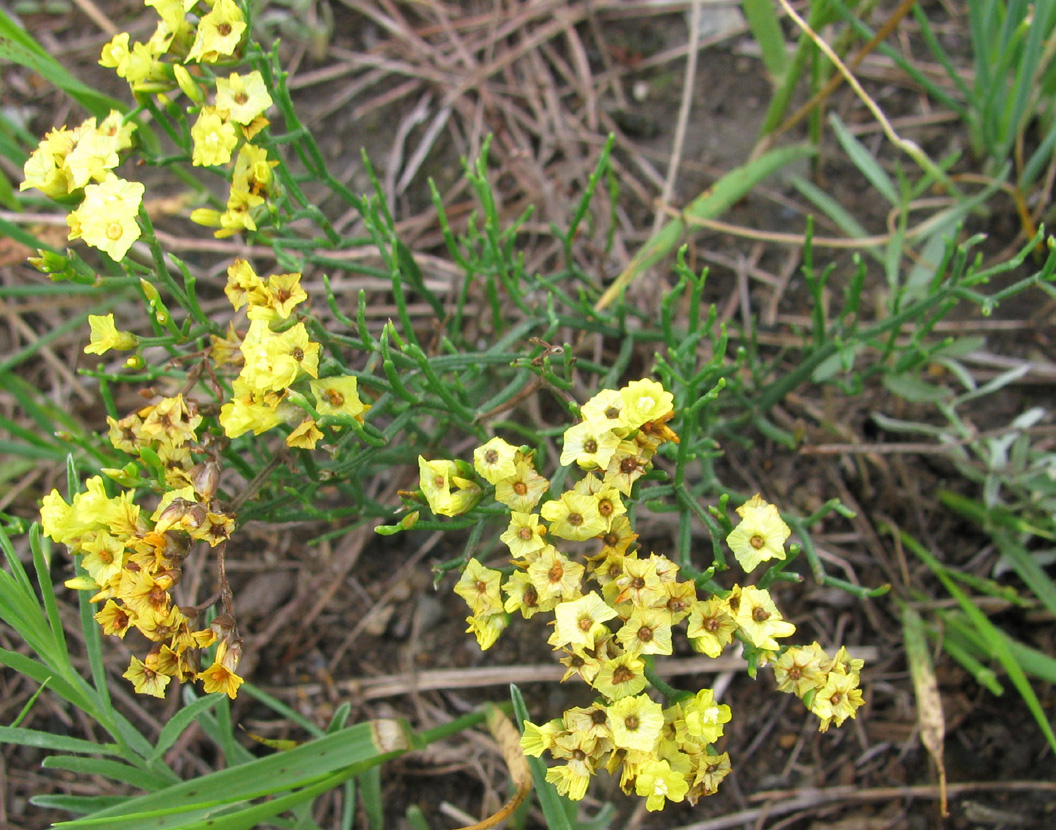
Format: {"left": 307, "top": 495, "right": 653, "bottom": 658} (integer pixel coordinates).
{"left": 0, "top": 9, "right": 126, "bottom": 119}
{"left": 52, "top": 719, "right": 415, "bottom": 829}
{"left": 510, "top": 684, "right": 576, "bottom": 830}
{"left": 896, "top": 528, "right": 1056, "bottom": 755}
{"left": 594, "top": 143, "right": 816, "bottom": 311}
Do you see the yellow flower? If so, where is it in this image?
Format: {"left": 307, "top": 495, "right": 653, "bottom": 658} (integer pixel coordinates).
{"left": 94, "top": 600, "right": 136, "bottom": 638}
{"left": 616, "top": 606, "right": 673, "bottom": 656}
{"left": 539, "top": 491, "right": 605, "bottom": 541}
{"left": 559, "top": 420, "right": 621, "bottom": 470}
{"left": 286, "top": 418, "right": 323, "bottom": 449}
{"left": 224, "top": 258, "right": 267, "bottom": 310}
{"left": 232, "top": 142, "right": 277, "bottom": 195}
{"left": 809, "top": 669, "right": 865, "bottom": 731}
{"left": 602, "top": 440, "right": 650, "bottom": 496}
{"left": 80, "top": 531, "right": 126, "bottom": 584}
{"left": 265, "top": 272, "right": 307, "bottom": 318}
{"left": 726, "top": 494, "right": 790, "bottom": 573}
{"left": 145, "top": 0, "right": 193, "bottom": 35}
{"left": 453, "top": 558, "right": 504, "bottom": 616}
{"left": 239, "top": 319, "right": 318, "bottom": 393}
{"left": 686, "top": 598, "right": 737, "bottom": 658}
{"left": 501, "top": 570, "right": 555, "bottom": 619}
{"left": 613, "top": 556, "right": 665, "bottom": 608}
{"left": 186, "top": 0, "right": 246, "bottom": 62}
{"left": 215, "top": 70, "right": 273, "bottom": 124}
{"left": 417, "top": 456, "right": 480, "bottom": 517}
{"left": 549, "top": 592, "right": 617, "bottom": 650}
{"left": 472, "top": 436, "right": 518, "bottom": 484}
{"left": 580, "top": 388, "right": 631, "bottom": 435}
{"left": 310, "top": 376, "right": 370, "bottom": 422}
{"left": 99, "top": 32, "right": 131, "bottom": 75}
{"left": 39, "top": 489, "right": 77, "bottom": 545}
{"left": 545, "top": 734, "right": 597, "bottom": 801}
{"left": 191, "top": 106, "right": 238, "bottom": 166}
{"left": 681, "top": 688, "right": 731, "bottom": 744}
{"left": 635, "top": 759, "right": 689, "bottom": 811}
{"left": 63, "top": 125, "right": 119, "bottom": 191}
{"left": 526, "top": 546, "right": 584, "bottom": 604}
{"left": 499, "top": 511, "right": 547, "bottom": 559}
{"left": 773, "top": 642, "right": 829, "bottom": 697}
{"left": 608, "top": 693, "right": 665, "bottom": 752}
{"left": 218, "top": 380, "right": 284, "bottom": 438}
{"left": 199, "top": 661, "right": 244, "bottom": 699}
{"left": 84, "top": 313, "right": 139, "bottom": 355}
{"left": 520, "top": 718, "right": 563, "bottom": 756}
{"left": 465, "top": 610, "right": 508, "bottom": 650}
{"left": 68, "top": 174, "right": 143, "bottom": 261}
{"left": 593, "top": 652, "right": 648, "bottom": 700}
{"left": 494, "top": 453, "right": 549, "bottom": 511}
{"left": 123, "top": 655, "right": 171, "bottom": 698}
{"left": 688, "top": 751, "right": 731, "bottom": 803}
{"left": 728, "top": 585, "right": 796, "bottom": 651}
{"left": 619, "top": 379, "right": 673, "bottom": 429}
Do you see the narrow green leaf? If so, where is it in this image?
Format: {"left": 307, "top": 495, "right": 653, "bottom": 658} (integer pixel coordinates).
{"left": 882, "top": 373, "right": 951, "bottom": 404}
{"left": 31, "top": 795, "right": 129, "bottom": 814}
{"left": 0, "top": 9, "right": 125, "bottom": 117}
{"left": 595, "top": 143, "right": 816, "bottom": 310}
{"left": 0, "top": 649, "right": 93, "bottom": 713}
{"left": 510, "top": 684, "right": 574, "bottom": 830}
{"left": 900, "top": 530, "right": 1056, "bottom": 755}
{"left": 149, "top": 693, "right": 226, "bottom": 765}
{"left": 0, "top": 725, "right": 120, "bottom": 756}
{"left": 58, "top": 719, "right": 413, "bottom": 825}
{"left": 742, "top": 0, "right": 789, "bottom": 80}
{"left": 42, "top": 756, "right": 173, "bottom": 792}
{"left": 828, "top": 114, "right": 898, "bottom": 204}
{"left": 992, "top": 530, "right": 1056, "bottom": 619}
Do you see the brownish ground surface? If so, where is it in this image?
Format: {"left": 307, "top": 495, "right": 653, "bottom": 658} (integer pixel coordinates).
{"left": 2, "top": 1, "right": 1056, "bottom": 829}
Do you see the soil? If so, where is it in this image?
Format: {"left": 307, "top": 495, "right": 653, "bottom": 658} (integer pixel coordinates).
{"left": 2, "top": 2, "right": 1056, "bottom": 830}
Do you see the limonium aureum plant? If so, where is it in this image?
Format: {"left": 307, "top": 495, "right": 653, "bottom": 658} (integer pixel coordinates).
{"left": 10, "top": 0, "right": 879, "bottom": 819}
{"left": 405, "top": 378, "right": 865, "bottom": 811}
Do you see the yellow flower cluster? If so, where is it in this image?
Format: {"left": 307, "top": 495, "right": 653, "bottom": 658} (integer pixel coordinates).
{"left": 22, "top": 0, "right": 279, "bottom": 263}
{"left": 773, "top": 642, "right": 865, "bottom": 731}
{"left": 40, "top": 394, "right": 244, "bottom": 699}
{"left": 186, "top": 78, "right": 278, "bottom": 237}
{"left": 101, "top": 0, "right": 277, "bottom": 237}
{"left": 217, "top": 260, "right": 370, "bottom": 447}
{"left": 521, "top": 690, "right": 732, "bottom": 809}
{"left": 21, "top": 113, "right": 141, "bottom": 261}
{"left": 422, "top": 378, "right": 866, "bottom": 810}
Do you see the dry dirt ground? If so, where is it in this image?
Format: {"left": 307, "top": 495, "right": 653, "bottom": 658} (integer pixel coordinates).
{"left": 2, "top": 1, "right": 1056, "bottom": 829}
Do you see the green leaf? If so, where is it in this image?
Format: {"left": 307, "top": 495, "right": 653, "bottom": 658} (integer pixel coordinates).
{"left": 57, "top": 719, "right": 413, "bottom": 828}
{"left": 32, "top": 795, "right": 130, "bottom": 814}
{"left": 742, "top": 0, "right": 789, "bottom": 80}
{"left": 828, "top": 114, "right": 898, "bottom": 205}
{"left": 595, "top": 143, "right": 816, "bottom": 310}
{"left": 510, "top": 684, "right": 575, "bottom": 830}
{"left": 149, "top": 693, "right": 226, "bottom": 766}
{"left": 0, "top": 10, "right": 125, "bottom": 118}
{"left": 882, "top": 373, "right": 950, "bottom": 404}
{"left": 42, "top": 756, "right": 174, "bottom": 792}
{"left": 0, "top": 725, "right": 120, "bottom": 756}
{"left": 900, "top": 530, "right": 1056, "bottom": 755}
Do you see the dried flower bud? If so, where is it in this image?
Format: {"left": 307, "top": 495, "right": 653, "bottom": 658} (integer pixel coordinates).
{"left": 219, "top": 637, "right": 243, "bottom": 672}
{"left": 191, "top": 461, "right": 221, "bottom": 501}
{"left": 211, "top": 613, "right": 236, "bottom": 640}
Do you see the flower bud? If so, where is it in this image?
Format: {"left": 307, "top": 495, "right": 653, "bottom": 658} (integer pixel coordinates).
{"left": 191, "top": 460, "right": 221, "bottom": 501}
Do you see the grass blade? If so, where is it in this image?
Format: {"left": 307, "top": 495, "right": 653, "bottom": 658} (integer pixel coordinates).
{"left": 594, "top": 143, "right": 816, "bottom": 311}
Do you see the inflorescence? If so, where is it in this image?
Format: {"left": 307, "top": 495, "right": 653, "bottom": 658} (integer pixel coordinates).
{"left": 414, "top": 379, "right": 865, "bottom": 810}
